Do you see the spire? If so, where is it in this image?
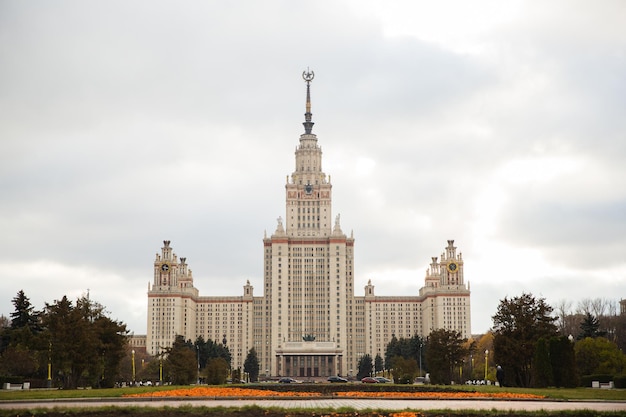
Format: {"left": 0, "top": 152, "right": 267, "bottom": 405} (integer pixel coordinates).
{"left": 302, "top": 68, "right": 315, "bottom": 134}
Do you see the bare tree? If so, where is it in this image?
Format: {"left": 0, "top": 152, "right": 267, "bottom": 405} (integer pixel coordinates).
{"left": 577, "top": 298, "right": 592, "bottom": 315}
{"left": 590, "top": 298, "right": 609, "bottom": 317}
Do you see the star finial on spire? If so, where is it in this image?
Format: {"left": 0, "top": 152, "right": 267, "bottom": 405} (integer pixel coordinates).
{"left": 302, "top": 68, "right": 315, "bottom": 134}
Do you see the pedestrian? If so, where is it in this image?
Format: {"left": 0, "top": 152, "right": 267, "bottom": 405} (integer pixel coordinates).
{"left": 496, "top": 365, "right": 504, "bottom": 387}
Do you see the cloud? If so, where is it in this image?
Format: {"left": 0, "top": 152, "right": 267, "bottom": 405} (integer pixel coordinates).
{"left": 1, "top": 0, "right": 625, "bottom": 336}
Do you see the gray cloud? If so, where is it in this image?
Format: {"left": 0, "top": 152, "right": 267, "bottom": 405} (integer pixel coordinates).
{"left": 1, "top": 0, "right": 625, "bottom": 335}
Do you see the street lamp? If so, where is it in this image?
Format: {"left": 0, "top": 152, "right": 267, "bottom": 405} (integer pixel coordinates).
{"left": 47, "top": 341, "right": 52, "bottom": 388}
{"left": 484, "top": 349, "right": 489, "bottom": 382}
{"left": 419, "top": 343, "right": 423, "bottom": 377}
{"left": 196, "top": 345, "right": 200, "bottom": 385}
{"left": 131, "top": 349, "right": 136, "bottom": 384}
{"left": 159, "top": 351, "right": 163, "bottom": 385}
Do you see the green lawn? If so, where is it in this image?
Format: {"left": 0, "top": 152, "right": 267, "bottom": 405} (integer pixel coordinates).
{"left": 0, "top": 383, "right": 625, "bottom": 401}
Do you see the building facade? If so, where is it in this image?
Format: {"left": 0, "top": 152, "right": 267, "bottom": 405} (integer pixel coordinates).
{"left": 146, "top": 72, "right": 471, "bottom": 378}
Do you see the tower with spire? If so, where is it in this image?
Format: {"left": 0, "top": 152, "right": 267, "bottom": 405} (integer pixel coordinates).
{"left": 262, "top": 70, "right": 355, "bottom": 377}
{"left": 143, "top": 70, "right": 471, "bottom": 380}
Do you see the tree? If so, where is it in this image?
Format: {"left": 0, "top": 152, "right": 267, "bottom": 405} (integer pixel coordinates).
{"left": 384, "top": 334, "right": 424, "bottom": 373}
{"left": 575, "top": 337, "right": 626, "bottom": 376}
{"left": 425, "top": 329, "right": 468, "bottom": 385}
{"left": 10, "top": 290, "right": 40, "bottom": 330}
{"left": 41, "top": 295, "right": 127, "bottom": 388}
{"left": 492, "top": 293, "right": 558, "bottom": 387}
{"left": 205, "top": 357, "right": 229, "bottom": 385}
{"left": 2, "top": 291, "right": 44, "bottom": 355}
{"left": 194, "top": 336, "right": 231, "bottom": 372}
{"left": 390, "top": 356, "right": 418, "bottom": 384}
{"left": 549, "top": 336, "right": 578, "bottom": 388}
{"left": 374, "top": 354, "right": 384, "bottom": 374}
{"left": 166, "top": 335, "right": 198, "bottom": 385}
{"left": 243, "top": 347, "right": 260, "bottom": 382}
{"left": 578, "top": 312, "right": 606, "bottom": 339}
{"left": 356, "top": 354, "right": 373, "bottom": 380}
{"left": 532, "top": 337, "right": 552, "bottom": 388}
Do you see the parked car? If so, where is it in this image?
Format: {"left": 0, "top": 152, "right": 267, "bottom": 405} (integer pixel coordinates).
{"left": 278, "top": 377, "right": 301, "bottom": 383}
{"left": 361, "top": 377, "right": 379, "bottom": 383}
{"left": 327, "top": 376, "right": 348, "bottom": 383}
{"left": 374, "top": 377, "right": 392, "bottom": 383}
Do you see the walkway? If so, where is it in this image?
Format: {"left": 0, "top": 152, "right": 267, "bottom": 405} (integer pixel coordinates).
{"left": 1, "top": 397, "right": 626, "bottom": 412}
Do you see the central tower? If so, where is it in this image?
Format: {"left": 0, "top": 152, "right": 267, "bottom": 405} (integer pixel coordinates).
{"left": 262, "top": 70, "right": 356, "bottom": 378}
{"left": 285, "top": 70, "right": 333, "bottom": 237}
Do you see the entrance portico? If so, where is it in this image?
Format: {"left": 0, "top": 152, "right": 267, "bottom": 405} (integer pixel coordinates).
{"left": 275, "top": 341, "right": 343, "bottom": 378}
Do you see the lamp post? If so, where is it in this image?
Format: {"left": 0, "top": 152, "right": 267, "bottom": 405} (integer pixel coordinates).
{"left": 131, "top": 349, "right": 136, "bottom": 385}
{"left": 419, "top": 343, "right": 423, "bottom": 377}
{"left": 47, "top": 341, "right": 52, "bottom": 388}
{"left": 459, "top": 359, "right": 463, "bottom": 383}
{"left": 159, "top": 351, "right": 163, "bottom": 385}
{"left": 196, "top": 345, "right": 200, "bottom": 385}
{"left": 484, "top": 349, "right": 489, "bottom": 382}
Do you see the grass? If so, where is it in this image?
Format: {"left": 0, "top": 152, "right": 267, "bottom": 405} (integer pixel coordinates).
{"left": 0, "top": 383, "right": 624, "bottom": 401}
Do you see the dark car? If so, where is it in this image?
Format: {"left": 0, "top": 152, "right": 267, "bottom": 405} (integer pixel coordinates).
{"left": 374, "top": 377, "right": 392, "bottom": 383}
{"left": 278, "top": 377, "right": 301, "bottom": 383}
{"left": 327, "top": 376, "right": 348, "bottom": 383}
{"left": 361, "top": 377, "right": 379, "bottom": 383}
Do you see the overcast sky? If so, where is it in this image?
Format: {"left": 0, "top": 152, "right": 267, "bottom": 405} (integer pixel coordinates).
{"left": 1, "top": 1, "right": 625, "bottom": 337}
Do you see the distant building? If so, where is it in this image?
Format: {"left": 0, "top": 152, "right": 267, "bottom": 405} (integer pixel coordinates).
{"left": 145, "top": 72, "right": 471, "bottom": 378}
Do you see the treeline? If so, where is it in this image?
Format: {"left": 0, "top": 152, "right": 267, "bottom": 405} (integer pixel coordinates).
{"left": 358, "top": 293, "right": 626, "bottom": 388}
{"left": 0, "top": 290, "right": 261, "bottom": 388}
{"left": 0, "top": 290, "right": 127, "bottom": 388}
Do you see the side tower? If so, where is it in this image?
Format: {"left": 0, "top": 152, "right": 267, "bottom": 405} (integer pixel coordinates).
{"left": 261, "top": 71, "right": 356, "bottom": 378}
{"left": 146, "top": 240, "right": 198, "bottom": 355}
{"left": 420, "top": 239, "right": 471, "bottom": 338}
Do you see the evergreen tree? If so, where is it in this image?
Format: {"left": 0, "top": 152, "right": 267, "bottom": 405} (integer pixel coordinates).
{"left": 3, "top": 291, "right": 43, "bottom": 354}
{"left": 549, "top": 336, "right": 578, "bottom": 388}
{"left": 492, "top": 293, "right": 558, "bottom": 387}
{"left": 166, "top": 335, "right": 198, "bottom": 385}
{"left": 356, "top": 354, "right": 373, "bottom": 379}
{"left": 374, "top": 354, "right": 384, "bottom": 374}
{"left": 578, "top": 312, "right": 606, "bottom": 339}
{"left": 41, "top": 295, "right": 127, "bottom": 388}
{"left": 532, "top": 337, "right": 552, "bottom": 388}
{"left": 243, "top": 347, "right": 260, "bottom": 382}
{"left": 195, "top": 336, "right": 232, "bottom": 370}
{"left": 384, "top": 334, "right": 424, "bottom": 372}
{"left": 10, "top": 290, "right": 40, "bottom": 330}
{"left": 425, "top": 329, "right": 468, "bottom": 385}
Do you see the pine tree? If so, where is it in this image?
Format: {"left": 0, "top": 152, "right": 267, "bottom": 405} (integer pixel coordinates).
{"left": 374, "top": 353, "right": 384, "bottom": 374}
{"left": 356, "top": 354, "right": 373, "bottom": 379}
{"left": 243, "top": 347, "right": 260, "bottom": 382}
{"left": 578, "top": 312, "right": 606, "bottom": 339}
{"left": 10, "top": 290, "right": 40, "bottom": 330}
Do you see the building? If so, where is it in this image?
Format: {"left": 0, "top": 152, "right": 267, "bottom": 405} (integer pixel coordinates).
{"left": 146, "top": 71, "right": 471, "bottom": 378}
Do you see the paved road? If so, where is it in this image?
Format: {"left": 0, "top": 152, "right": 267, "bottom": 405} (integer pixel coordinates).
{"left": 2, "top": 398, "right": 626, "bottom": 412}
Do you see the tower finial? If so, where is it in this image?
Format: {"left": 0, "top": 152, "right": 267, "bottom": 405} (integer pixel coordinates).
{"left": 302, "top": 68, "right": 315, "bottom": 134}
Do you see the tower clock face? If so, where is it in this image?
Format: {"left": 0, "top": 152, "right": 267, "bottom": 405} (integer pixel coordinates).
{"left": 161, "top": 264, "right": 169, "bottom": 272}
{"left": 447, "top": 262, "right": 458, "bottom": 273}
{"left": 305, "top": 184, "right": 313, "bottom": 194}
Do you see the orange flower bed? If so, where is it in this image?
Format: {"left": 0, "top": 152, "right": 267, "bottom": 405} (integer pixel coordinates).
{"left": 335, "top": 391, "right": 544, "bottom": 400}
{"left": 124, "top": 387, "right": 544, "bottom": 400}
{"left": 124, "top": 386, "right": 321, "bottom": 398}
